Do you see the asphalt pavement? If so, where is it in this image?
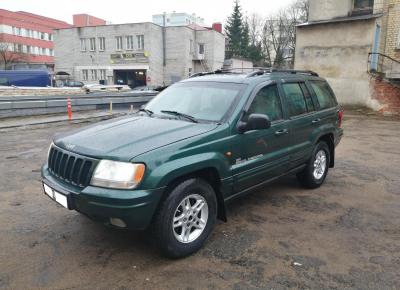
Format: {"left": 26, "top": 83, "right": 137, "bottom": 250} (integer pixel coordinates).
{"left": 0, "top": 110, "right": 399, "bottom": 289}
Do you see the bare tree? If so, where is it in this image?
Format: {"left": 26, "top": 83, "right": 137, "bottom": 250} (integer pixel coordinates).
{"left": 0, "top": 40, "right": 28, "bottom": 70}
{"left": 248, "top": 13, "right": 263, "bottom": 46}
{"left": 261, "top": 0, "right": 309, "bottom": 68}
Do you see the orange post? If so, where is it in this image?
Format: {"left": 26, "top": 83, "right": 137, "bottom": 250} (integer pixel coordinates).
{"left": 67, "top": 97, "right": 72, "bottom": 121}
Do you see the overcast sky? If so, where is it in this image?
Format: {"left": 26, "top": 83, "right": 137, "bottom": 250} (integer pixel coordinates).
{"left": 2, "top": 0, "right": 295, "bottom": 26}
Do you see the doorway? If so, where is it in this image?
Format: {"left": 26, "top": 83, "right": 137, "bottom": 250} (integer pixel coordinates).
{"left": 114, "top": 70, "right": 146, "bottom": 88}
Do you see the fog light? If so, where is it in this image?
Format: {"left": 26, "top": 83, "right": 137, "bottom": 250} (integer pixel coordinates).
{"left": 110, "top": 218, "right": 127, "bottom": 228}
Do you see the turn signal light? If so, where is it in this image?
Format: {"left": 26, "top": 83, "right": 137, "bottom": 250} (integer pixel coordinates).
{"left": 134, "top": 164, "right": 146, "bottom": 184}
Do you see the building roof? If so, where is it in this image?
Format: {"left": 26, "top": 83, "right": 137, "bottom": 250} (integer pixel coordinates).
{"left": 0, "top": 9, "right": 71, "bottom": 32}
{"left": 54, "top": 21, "right": 223, "bottom": 35}
{"left": 297, "top": 13, "right": 382, "bottom": 27}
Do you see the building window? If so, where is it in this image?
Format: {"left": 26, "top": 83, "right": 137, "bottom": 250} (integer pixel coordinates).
{"left": 40, "top": 32, "right": 45, "bottom": 40}
{"left": 50, "top": 49, "right": 54, "bottom": 56}
{"left": 13, "top": 27, "right": 21, "bottom": 36}
{"left": 26, "top": 45, "right": 31, "bottom": 54}
{"left": 99, "top": 69, "right": 106, "bottom": 80}
{"left": 354, "top": 0, "right": 374, "bottom": 9}
{"left": 80, "top": 38, "right": 87, "bottom": 51}
{"left": 41, "top": 48, "right": 46, "bottom": 55}
{"left": 137, "top": 35, "right": 144, "bottom": 50}
{"left": 126, "top": 36, "right": 134, "bottom": 50}
{"left": 82, "top": 70, "right": 88, "bottom": 81}
{"left": 89, "top": 38, "right": 96, "bottom": 51}
{"left": 198, "top": 43, "right": 205, "bottom": 55}
{"left": 90, "top": 69, "right": 97, "bottom": 81}
{"left": 98, "top": 37, "right": 106, "bottom": 51}
{"left": 190, "top": 40, "right": 194, "bottom": 54}
{"left": 116, "top": 36, "right": 123, "bottom": 50}
{"left": 14, "top": 44, "right": 22, "bottom": 53}
{"left": 49, "top": 34, "right": 53, "bottom": 41}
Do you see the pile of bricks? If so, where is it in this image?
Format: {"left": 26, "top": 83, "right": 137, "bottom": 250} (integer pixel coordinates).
{"left": 0, "top": 88, "right": 85, "bottom": 97}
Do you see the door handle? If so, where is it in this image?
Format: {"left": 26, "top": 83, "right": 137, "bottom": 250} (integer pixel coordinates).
{"left": 275, "top": 129, "right": 289, "bottom": 136}
{"left": 312, "top": 118, "right": 321, "bottom": 124}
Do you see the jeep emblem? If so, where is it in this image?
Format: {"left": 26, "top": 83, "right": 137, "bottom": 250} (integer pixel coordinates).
{"left": 66, "top": 144, "right": 76, "bottom": 150}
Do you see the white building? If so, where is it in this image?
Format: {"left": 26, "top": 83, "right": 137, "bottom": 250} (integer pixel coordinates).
{"left": 54, "top": 22, "right": 225, "bottom": 87}
{"left": 152, "top": 12, "right": 205, "bottom": 27}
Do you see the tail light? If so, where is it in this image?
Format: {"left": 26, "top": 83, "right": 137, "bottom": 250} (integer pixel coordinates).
{"left": 338, "top": 109, "right": 344, "bottom": 128}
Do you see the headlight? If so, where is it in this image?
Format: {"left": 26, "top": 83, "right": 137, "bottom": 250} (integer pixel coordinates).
{"left": 90, "top": 160, "right": 145, "bottom": 189}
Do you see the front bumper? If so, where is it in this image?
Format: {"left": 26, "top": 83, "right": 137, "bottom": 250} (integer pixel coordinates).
{"left": 41, "top": 165, "right": 165, "bottom": 230}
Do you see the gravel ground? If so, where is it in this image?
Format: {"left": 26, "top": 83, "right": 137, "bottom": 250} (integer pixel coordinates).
{"left": 0, "top": 111, "right": 399, "bottom": 290}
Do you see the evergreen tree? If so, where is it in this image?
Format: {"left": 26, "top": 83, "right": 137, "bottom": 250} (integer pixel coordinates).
{"left": 247, "top": 42, "right": 264, "bottom": 65}
{"left": 241, "top": 20, "right": 250, "bottom": 58}
{"left": 225, "top": 0, "right": 245, "bottom": 58}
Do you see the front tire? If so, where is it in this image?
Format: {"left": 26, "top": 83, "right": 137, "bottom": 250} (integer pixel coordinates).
{"left": 297, "top": 141, "right": 330, "bottom": 189}
{"left": 152, "top": 178, "right": 217, "bottom": 258}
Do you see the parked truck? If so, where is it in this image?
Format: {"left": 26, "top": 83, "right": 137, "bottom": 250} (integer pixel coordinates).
{"left": 0, "top": 70, "right": 51, "bottom": 87}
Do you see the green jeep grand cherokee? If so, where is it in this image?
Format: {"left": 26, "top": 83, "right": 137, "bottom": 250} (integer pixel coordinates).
{"left": 42, "top": 69, "right": 343, "bottom": 258}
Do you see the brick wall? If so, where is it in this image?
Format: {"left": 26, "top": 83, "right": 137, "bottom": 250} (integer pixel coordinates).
{"left": 380, "top": 0, "right": 400, "bottom": 60}
{"left": 371, "top": 78, "right": 400, "bottom": 115}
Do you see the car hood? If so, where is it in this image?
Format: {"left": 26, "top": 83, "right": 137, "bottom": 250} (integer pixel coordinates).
{"left": 54, "top": 115, "right": 218, "bottom": 160}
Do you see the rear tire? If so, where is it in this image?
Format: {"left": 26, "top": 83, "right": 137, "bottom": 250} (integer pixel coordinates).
{"left": 152, "top": 178, "right": 217, "bottom": 258}
{"left": 297, "top": 141, "right": 330, "bottom": 189}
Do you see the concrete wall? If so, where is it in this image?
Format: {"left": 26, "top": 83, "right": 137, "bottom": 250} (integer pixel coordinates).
{"left": 223, "top": 58, "right": 254, "bottom": 71}
{"left": 295, "top": 19, "right": 379, "bottom": 108}
{"left": 164, "top": 26, "right": 193, "bottom": 83}
{"left": 54, "top": 23, "right": 154, "bottom": 84}
{"left": 309, "top": 0, "right": 353, "bottom": 22}
{"left": 196, "top": 30, "right": 225, "bottom": 71}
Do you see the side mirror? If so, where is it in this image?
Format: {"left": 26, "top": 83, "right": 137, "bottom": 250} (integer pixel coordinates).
{"left": 238, "top": 114, "right": 271, "bottom": 133}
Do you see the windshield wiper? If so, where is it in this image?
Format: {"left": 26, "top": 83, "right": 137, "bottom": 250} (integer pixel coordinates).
{"left": 138, "top": 108, "right": 154, "bottom": 116}
{"left": 161, "top": 110, "right": 198, "bottom": 123}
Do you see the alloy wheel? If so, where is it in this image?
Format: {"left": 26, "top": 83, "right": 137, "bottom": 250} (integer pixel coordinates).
{"left": 172, "top": 194, "right": 209, "bottom": 243}
{"left": 313, "top": 150, "right": 327, "bottom": 180}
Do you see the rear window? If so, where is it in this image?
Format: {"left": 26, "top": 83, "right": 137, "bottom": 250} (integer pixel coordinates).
{"left": 310, "top": 81, "right": 337, "bottom": 110}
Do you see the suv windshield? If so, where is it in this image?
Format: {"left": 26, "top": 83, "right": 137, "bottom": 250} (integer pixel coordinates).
{"left": 145, "top": 82, "right": 244, "bottom": 122}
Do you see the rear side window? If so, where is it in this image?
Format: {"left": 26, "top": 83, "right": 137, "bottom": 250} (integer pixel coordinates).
{"left": 310, "top": 81, "right": 337, "bottom": 110}
{"left": 282, "top": 83, "right": 307, "bottom": 117}
{"left": 300, "top": 83, "right": 315, "bottom": 112}
{"left": 246, "top": 84, "right": 283, "bottom": 122}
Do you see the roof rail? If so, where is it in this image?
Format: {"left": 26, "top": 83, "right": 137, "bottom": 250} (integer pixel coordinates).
{"left": 189, "top": 68, "right": 319, "bottom": 79}
{"left": 271, "top": 69, "right": 319, "bottom": 77}
{"left": 189, "top": 69, "right": 224, "bottom": 78}
{"left": 245, "top": 68, "right": 319, "bottom": 78}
